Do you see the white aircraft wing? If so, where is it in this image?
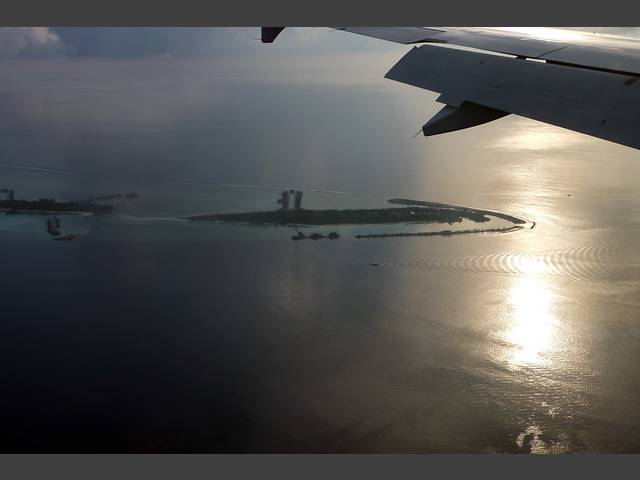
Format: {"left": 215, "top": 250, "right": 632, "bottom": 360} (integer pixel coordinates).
{"left": 262, "top": 27, "right": 640, "bottom": 150}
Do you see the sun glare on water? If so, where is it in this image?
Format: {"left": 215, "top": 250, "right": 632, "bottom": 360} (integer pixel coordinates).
{"left": 506, "top": 277, "right": 557, "bottom": 367}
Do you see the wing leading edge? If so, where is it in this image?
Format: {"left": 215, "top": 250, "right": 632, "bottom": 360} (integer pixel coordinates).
{"left": 262, "top": 27, "right": 640, "bottom": 150}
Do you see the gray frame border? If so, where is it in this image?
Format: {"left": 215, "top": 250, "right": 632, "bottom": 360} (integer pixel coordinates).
{"left": 2, "top": 0, "right": 640, "bottom": 476}
{"left": 2, "top": 454, "right": 640, "bottom": 479}
{"left": 2, "top": 0, "right": 640, "bottom": 25}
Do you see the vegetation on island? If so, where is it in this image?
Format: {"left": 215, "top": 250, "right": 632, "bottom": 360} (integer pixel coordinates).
{"left": 187, "top": 206, "right": 491, "bottom": 225}
{"left": 1, "top": 199, "right": 114, "bottom": 215}
{"left": 1, "top": 191, "right": 139, "bottom": 215}
{"left": 186, "top": 196, "right": 530, "bottom": 240}
{"left": 387, "top": 198, "right": 527, "bottom": 225}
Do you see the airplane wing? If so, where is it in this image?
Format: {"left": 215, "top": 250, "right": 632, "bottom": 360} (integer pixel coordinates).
{"left": 261, "top": 27, "right": 640, "bottom": 150}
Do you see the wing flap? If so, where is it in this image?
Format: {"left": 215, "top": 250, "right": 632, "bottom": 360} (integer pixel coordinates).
{"left": 338, "top": 27, "right": 640, "bottom": 76}
{"left": 265, "top": 28, "right": 640, "bottom": 76}
{"left": 541, "top": 45, "right": 640, "bottom": 76}
{"left": 386, "top": 45, "right": 640, "bottom": 149}
{"left": 422, "top": 103, "right": 509, "bottom": 136}
{"left": 339, "top": 27, "right": 570, "bottom": 57}
{"left": 334, "top": 27, "right": 447, "bottom": 44}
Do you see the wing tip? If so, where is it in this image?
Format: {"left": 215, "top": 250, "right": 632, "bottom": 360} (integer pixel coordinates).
{"left": 261, "top": 27, "right": 286, "bottom": 43}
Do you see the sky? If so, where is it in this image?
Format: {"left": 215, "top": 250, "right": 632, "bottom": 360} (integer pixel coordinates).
{"left": 0, "top": 27, "right": 423, "bottom": 200}
{"left": 1, "top": 27, "right": 639, "bottom": 196}
{"left": 1, "top": 27, "right": 640, "bottom": 60}
{"left": 0, "top": 27, "right": 390, "bottom": 59}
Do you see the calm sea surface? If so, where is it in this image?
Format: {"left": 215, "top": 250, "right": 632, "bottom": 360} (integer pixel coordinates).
{"left": 2, "top": 44, "right": 640, "bottom": 452}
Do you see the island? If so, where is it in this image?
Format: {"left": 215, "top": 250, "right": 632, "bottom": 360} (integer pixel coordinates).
{"left": 0, "top": 188, "right": 143, "bottom": 242}
{"left": 186, "top": 195, "right": 531, "bottom": 240}
{"left": 1, "top": 198, "right": 114, "bottom": 215}
{"left": 0, "top": 188, "right": 142, "bottom": 215}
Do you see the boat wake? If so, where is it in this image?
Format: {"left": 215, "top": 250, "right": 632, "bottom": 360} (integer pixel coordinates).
{"left": 384, "top": 243, "right": 640, "bottom": 284}
{"left": 0, "top": 164, "right": 70, "bottom": 175}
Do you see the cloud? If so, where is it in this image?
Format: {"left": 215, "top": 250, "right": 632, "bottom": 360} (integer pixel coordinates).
{"left": 0, "top": 27, "right": 63, "bottom": 59}
{"left": 0, "top": 27, "right": 257, "bottom": 59}
{"left": 51, "top": 27, "right": 255, "bottom": 58}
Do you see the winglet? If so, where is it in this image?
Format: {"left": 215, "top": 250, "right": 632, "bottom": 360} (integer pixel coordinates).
{"left": 422, "top": 102, "right": 509, "bottom": 137}
{"left": 261, "top": 27, "right": 286, "bottom": 43}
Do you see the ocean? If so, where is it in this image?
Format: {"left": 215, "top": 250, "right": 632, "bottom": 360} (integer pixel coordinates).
{"left": 2, "top": 35, "right": 640, "bottom": 452}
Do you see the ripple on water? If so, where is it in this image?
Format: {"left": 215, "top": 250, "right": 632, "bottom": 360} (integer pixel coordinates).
{"left": 386, "top": 243, "right": 640, "bottom": 287}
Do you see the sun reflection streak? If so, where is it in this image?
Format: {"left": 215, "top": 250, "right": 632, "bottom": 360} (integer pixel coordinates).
{"left": 492, "top": 121, "right": 589, "bottom": 151}
{"left": 515, "top": 256, "right": 548, "bottom": 276}
{"left": 506, "top": 277, "right": 557, "bottom": 367}
{"left": 495, "top": 27, "right": 592, "bottom": 43}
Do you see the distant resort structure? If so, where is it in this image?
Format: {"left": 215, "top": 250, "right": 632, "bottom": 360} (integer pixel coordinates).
{"left": 46, "top": 215, "right": 61, "bottom": 236}
{"left": 277, "top": 189, "right": 304, "bottom": 211}
{"left": 291, "top": 228, "right": 340, "bottom": 241}
{"left": 0, "top": 188, "right": 15, "bottom": 201}
{"left": 278, "top": 190, "right": 338, "bottom": 240}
